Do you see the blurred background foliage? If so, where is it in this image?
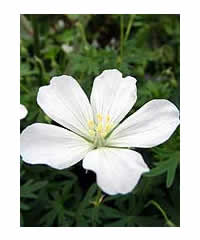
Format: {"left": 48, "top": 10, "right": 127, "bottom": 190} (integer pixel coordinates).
{"left": 20, "top": 14, "right": 180, "bottom": 227}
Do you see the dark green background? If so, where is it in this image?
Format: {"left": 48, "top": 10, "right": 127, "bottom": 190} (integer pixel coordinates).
{"left": 20, "top": 14, "right": 180, "bottom": 227}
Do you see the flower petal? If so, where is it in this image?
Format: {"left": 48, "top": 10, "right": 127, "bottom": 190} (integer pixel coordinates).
{"left": 90, "top": 69, "right": 137, "bottom": 127}
{"left": 83, "top": 148, "right": 149, "bottom": 195}
{"left": 20, "top": 104, "right": 28, "bottom": 120}
{"left": 108, "top": 99, "right": 180, "bottom": 148}
{"left": 20, "top": 123, "right": 93, "bottom": 170}
{"left": 37, "top": 75, "right": 93, "bottom": 139}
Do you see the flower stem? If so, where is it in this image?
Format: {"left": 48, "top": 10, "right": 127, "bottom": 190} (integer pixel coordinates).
{"left": 76, "top": 22, "right": 89, "bottom": 49}
{"left": 120, "top": 15, "right": 124, "bottom": 60}
{"left": 31, "top": 15, "right": 40, "bottom": 57}
{"left": 91, "top": 188, "right": 103, "bottom": 226}
{"left": 145, "top": 200, "right": 176, "bottom": 227}
{"left": 34, "top": 56, "right": 46, "bottom": 86}
{"left": 124, "top": 15, "right": 135, "bottom": 42}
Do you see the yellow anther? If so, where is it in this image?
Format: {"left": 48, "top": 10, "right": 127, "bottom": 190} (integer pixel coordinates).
{"left": 87, "top": 114, "right": 113, "bottom": 142}
{"left": 97, "top": 114, "right": 102, "bottom": 122}
{"left": 88, "top": 120, "right": 94, "bottom": 129}
{"left": 97, "top": 122, "right": 103, "bottom": 133}
{"left": 105, "top": 123, "right": 112, "bottom": 133}
{"left": 106, "top": 115, "right": 110, "bottom": 123}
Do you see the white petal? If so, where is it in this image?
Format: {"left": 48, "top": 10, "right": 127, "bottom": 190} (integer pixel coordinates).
{"left": 20, "top": 123, "right": 93, "bottom": 170}
{"left": 20, "top": 104, "right": 28, "bottom": 120}
{"left": 90, "top": 69, "right": 137, "bottom": 126}
{"left": 83, "top": 148, "right": 149, "bottom": 195}
{"left": 37, "top": 75, "right": 93, "bottom": 139}
{"left": 108, "top": 99, "right": 180, "bottom": 148}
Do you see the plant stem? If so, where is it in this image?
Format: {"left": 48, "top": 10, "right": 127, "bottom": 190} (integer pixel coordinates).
{"left": 146, "top": 200, "right": 176, "bottom": 227}
{"left": 124, "top": 15, "right": 135, "bottom": 42}
{"left": 120, "top": 15, "right": 124, "bottom": 60}
{"left": 34, "top": 56, "right": 46, "bottom": 86}
{"left": 32, "top": 15, "right": 40, "bottom": 57}
{"left": 20, "top": 83, "right": 30, "bottom": 94}
{"left": 96, "top": 187, "right": 102, "bottom": 202}
{"left": 76, "top": 22, "right": 88, "bottom": 49}
{"left": 91, "top": 188, "right": 102, "bottom": 226}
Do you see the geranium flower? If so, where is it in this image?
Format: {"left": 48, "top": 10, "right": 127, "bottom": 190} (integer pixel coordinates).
{"left": 20, "top": 69, "right": 180, "bottom": 195}
{"left": 20, "top": 104, "right": 28, "bottom": 120}
{"left": 61, "top": 44, "right": 74, "bottom": 54}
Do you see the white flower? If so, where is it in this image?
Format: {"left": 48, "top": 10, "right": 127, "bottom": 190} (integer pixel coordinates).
{"left": 57, "top": 20, "right": 65, "bottom": 29}
{"left": 110, "top": 38, "right": 117, "bottom": 47}
{"left": 92, "top": 39, "right": 99, "bottom": 48}
{"left": 20, "top": 69, "right": 180, "bottom": 195}
{"left": 61, "top": 44, "right": 74, "bottom": 54}
{"left": 20, "top": 104, "right": 28, "bottom": 120}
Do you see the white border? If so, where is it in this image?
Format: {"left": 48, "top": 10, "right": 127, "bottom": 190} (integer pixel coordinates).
{"left": 1, "top": 0, "right": 200, "bottom": 239}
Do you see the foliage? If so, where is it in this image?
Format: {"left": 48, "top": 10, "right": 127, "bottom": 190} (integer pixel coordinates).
{"left": 20, "top": 14, "right": 180, "bottom": 227}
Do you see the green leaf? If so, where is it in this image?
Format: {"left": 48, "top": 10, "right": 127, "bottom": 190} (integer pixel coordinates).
{"left": 79, "top": 183, "right": 97, "bottom": 211}
{"left": 21, "top": 180, "right": 48, "bottom": 199}
{"left": 20, "top": 202, "right": 30, "bottom": 210}
{"left": 20, "top": 212, "right": 24, "bottom": 226}
{"left": 145, "top": 157, "right": 179, "bottom": 188}
{"left": 167, "top": 158, "right": 178, "bottom": 187}
{"left": 40, "top": 209, "right": 57, "bottom": 226}
{"left": 100, "top": 205, "right": 123, "bottom": 219}
{"left": 105, "top": 218, "right": 127, "bottom": 227}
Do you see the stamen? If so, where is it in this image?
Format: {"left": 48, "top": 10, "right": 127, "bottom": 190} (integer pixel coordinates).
{"left": 97, "top": 114, "right": 102, "bottom": 122}
{"left": 105, "top": 123, "right": 112, "bottom": 133}
{"left": 88, "top": 120, "right": 94, "bottom": 129}
{"left": 96, "top": 122, "right": 103, "bottom": 133}
{"left": 106, "top": 115, "right": 110, "bottom": 123}
{"left": 88, "top": 114, "right": 113, "bottom": 147}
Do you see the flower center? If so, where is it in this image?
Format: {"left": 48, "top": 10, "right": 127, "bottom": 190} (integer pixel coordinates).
{"left": 88, "top": 114, "right": 113, "bottom": 147}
